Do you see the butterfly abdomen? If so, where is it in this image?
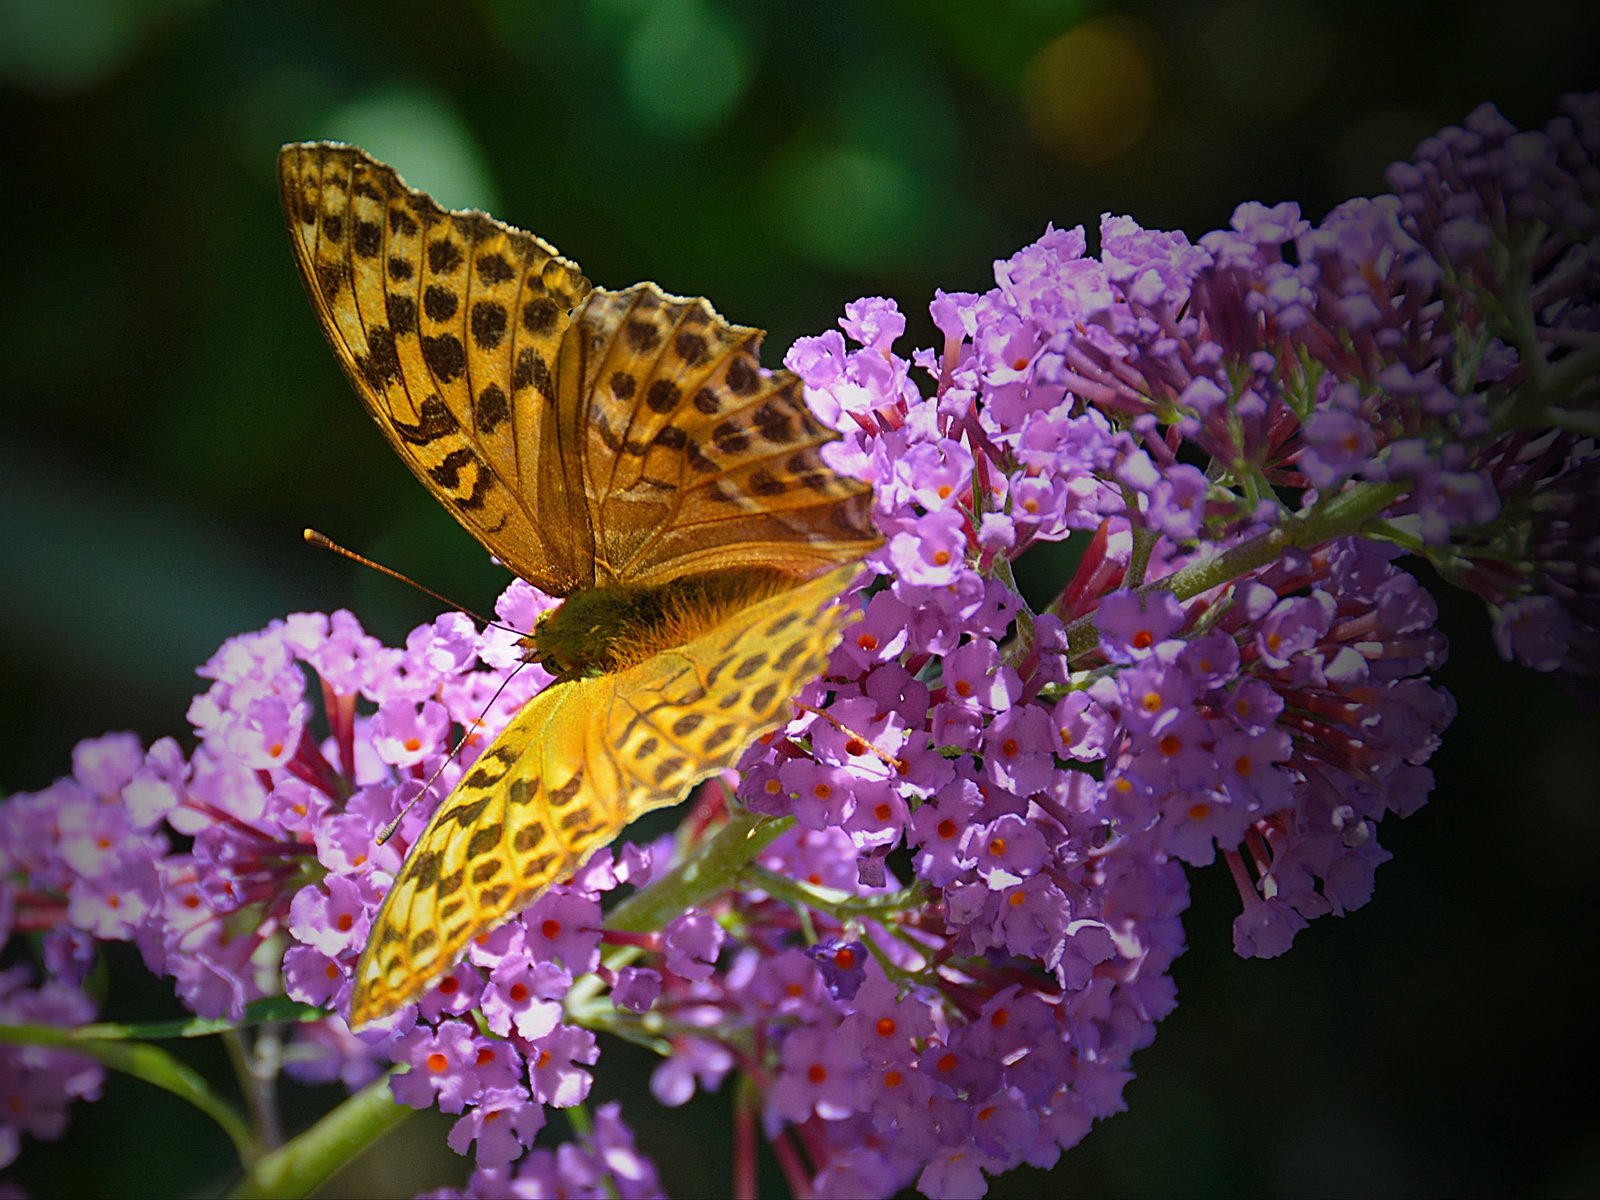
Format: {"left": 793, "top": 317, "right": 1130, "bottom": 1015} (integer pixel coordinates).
{"left": 529, "top": 568, "right": 797, "bottom": 676}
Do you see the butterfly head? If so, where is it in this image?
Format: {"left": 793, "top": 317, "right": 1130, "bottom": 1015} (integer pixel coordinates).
{"left": 521, "top": 585, "right": 660, "bottom": 679}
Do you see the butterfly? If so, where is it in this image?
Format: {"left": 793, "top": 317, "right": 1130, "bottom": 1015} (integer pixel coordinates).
{"left": 277, "top": 142, "right": 881, "bottom": 1027}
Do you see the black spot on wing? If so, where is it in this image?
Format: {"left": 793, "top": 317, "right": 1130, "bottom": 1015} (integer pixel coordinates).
{"left": 726, "top": 355, "right": 758, "bottom": 394}
{"left": 427, "top": 447, "right": 478, "bottom": 489}
{"left": 422, "top": 334, "right": 467, "bottom": 383}
{"left": 513, "top": 348, "right": 553, "bottom": 397}
{"left": 428, "top": 239, "right": 464, "bottom": 274}
{"left": 476, "top": 383, "right": 509, "bottom": 433}
{"left": 646, "top": 380, "right": 680, "bottom": 413}
{"left": 359, "top": 326, "right": 401, "bottom": 388}
{"left": 387, "top": 294, "right": 417, "bottom": 336}
{"left": 477, "top": 252, "right": 515, "bottom": 283}
{"left": 467, "top": 824, "right": 504, "bottom": 861}
{"left": 392, "top": 395, "right": 459, "bottom": 445}
{"left": 472, "top": 301, "right": 508, "bottom": 349}
{"left": 754, "top": 402, "right": 796, "bottom": 444}
{"left": 523, "top": 297, "right": 561, "bottom": 334}
{"left": 424, "top": 285, "right": 459, "bottom": 322}
{"left": 352, "top": 219, "right": 381, "bottom": 257}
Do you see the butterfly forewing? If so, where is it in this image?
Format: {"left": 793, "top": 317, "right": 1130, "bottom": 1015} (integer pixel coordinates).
{"left": 351, "top": 563, "right": 865, "bottom": 1026}
{"left": 564, "top": 284, "right": 881, "bottom": 586}
{"left": 278, "top": 142, "right": 596, "bottom": 595}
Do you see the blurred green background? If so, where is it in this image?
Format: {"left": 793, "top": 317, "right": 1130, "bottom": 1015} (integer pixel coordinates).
{"left": 2, "top": 0, "right": 1597, "bottom": 1196}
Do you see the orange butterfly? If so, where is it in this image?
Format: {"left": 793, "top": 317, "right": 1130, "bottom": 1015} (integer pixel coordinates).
{"left": 278, "top": 143, "right": 880, "bottom": 1025}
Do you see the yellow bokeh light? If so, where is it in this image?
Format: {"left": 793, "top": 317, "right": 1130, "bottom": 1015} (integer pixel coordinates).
{"left": 1022, "top": 17, "right": 1158, "bottom": 165}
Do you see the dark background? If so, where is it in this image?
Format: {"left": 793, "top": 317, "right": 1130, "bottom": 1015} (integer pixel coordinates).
{"left": 2, "top": 0, "right": 1597, "bottom": 1195}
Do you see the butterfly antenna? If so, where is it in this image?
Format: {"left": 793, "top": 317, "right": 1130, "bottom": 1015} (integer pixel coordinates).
{"left": 792, "top": 701, "right": 907, "bottom": 773}
{"left": 377, "top": 661, "right": 531, "bottom": 845}
{"left": 303, "top": 528, "right": 518, "bottom": 634}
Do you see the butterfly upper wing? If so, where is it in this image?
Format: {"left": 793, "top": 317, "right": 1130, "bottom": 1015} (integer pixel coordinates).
{"left": 559, "top": 284, "right": 882, "bottom": 587}
{"left": 278, "top": 142, "right": 596, "bottom": 595}
{"left": 350, "top": 562, "right": 865, "bottom": 1026}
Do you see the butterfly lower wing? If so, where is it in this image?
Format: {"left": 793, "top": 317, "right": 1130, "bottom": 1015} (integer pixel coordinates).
{"left": 350, "top": 563, "right": 866, "bottom": 1027}
{"left": 278, "top": 142, "right": 596, "bottom": 594}
{"left": 560, "top": 284, "right": 882, "bottom": 586}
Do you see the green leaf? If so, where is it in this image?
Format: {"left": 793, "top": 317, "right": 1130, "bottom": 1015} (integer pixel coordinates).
{"left": 0, "top": 1022, "right": 257, "bottom": 1164}
{"left": 44, "top": 997, "right": 327, "bottom": 1043}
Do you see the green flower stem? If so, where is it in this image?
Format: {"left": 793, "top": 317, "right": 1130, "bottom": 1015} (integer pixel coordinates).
{"left": 1064, "top": 480, "right": 1410, "bottom": 661}
{"left": 227, "top": 1071, "right": 413, "bottom": 1200}
{"left": 1498, "top": 231, "right": 1548, "bottom": 388}
{"left": 604, "top": 811, "right": 796, "bottom": 934}
{"left": 1501, "top": 341, "right": 1600, "bottom": 431}
{"left": 1118, "top": 481, "right": 1157, "bottom": 589}
{"left": 1540, "top": 404, "right": 1600, "bottom": 435}
{"left": 223, "top": 1028, "right": 283, "bottom": 1153}
{"left": 1125, "top": 523, "right": 1158, "bottom": 589}
{"left": 741, "top": 864, "right": 924, "bottom": 921}
{"left": 994, "top": 555, "right": 1034, "bottom": 672}
{"left": 565, "top": 1101, "right": 594, "bottom": 1138}
{"left": 0, "top": 1022, "right": 258, "bottom": 1165}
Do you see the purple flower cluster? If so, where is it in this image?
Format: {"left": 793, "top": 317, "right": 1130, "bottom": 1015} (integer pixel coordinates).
{"left": 1383, "top": 94, "right": 1600, "bottom": 684}
{"left": 0, "top": 604, "right": 663, "bottom": 1181}
{"left": 669, "top": 258, "right": 1451, "bottom": 1193}
{"left": 0, "top": 734, "right": 154, "bottom": 1164}
{"left": 424, "top": 1100, "right": 663, "bottom": 1199}
{"left": 0, "top": 91, "right": 1593, "bottom": 1198}
{"left": 0, "top": 967, "right": 103, "bottom": 1171}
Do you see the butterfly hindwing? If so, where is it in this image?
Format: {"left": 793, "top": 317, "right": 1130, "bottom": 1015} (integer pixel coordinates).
{"left": 278, "top": 142, "right": 596, "bottom": 594}
{"left": 563, "top": 284, "right": 882, "bottom": 586}
{"left": 351, "top": 563, "right": 865, "bottom": 1025}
